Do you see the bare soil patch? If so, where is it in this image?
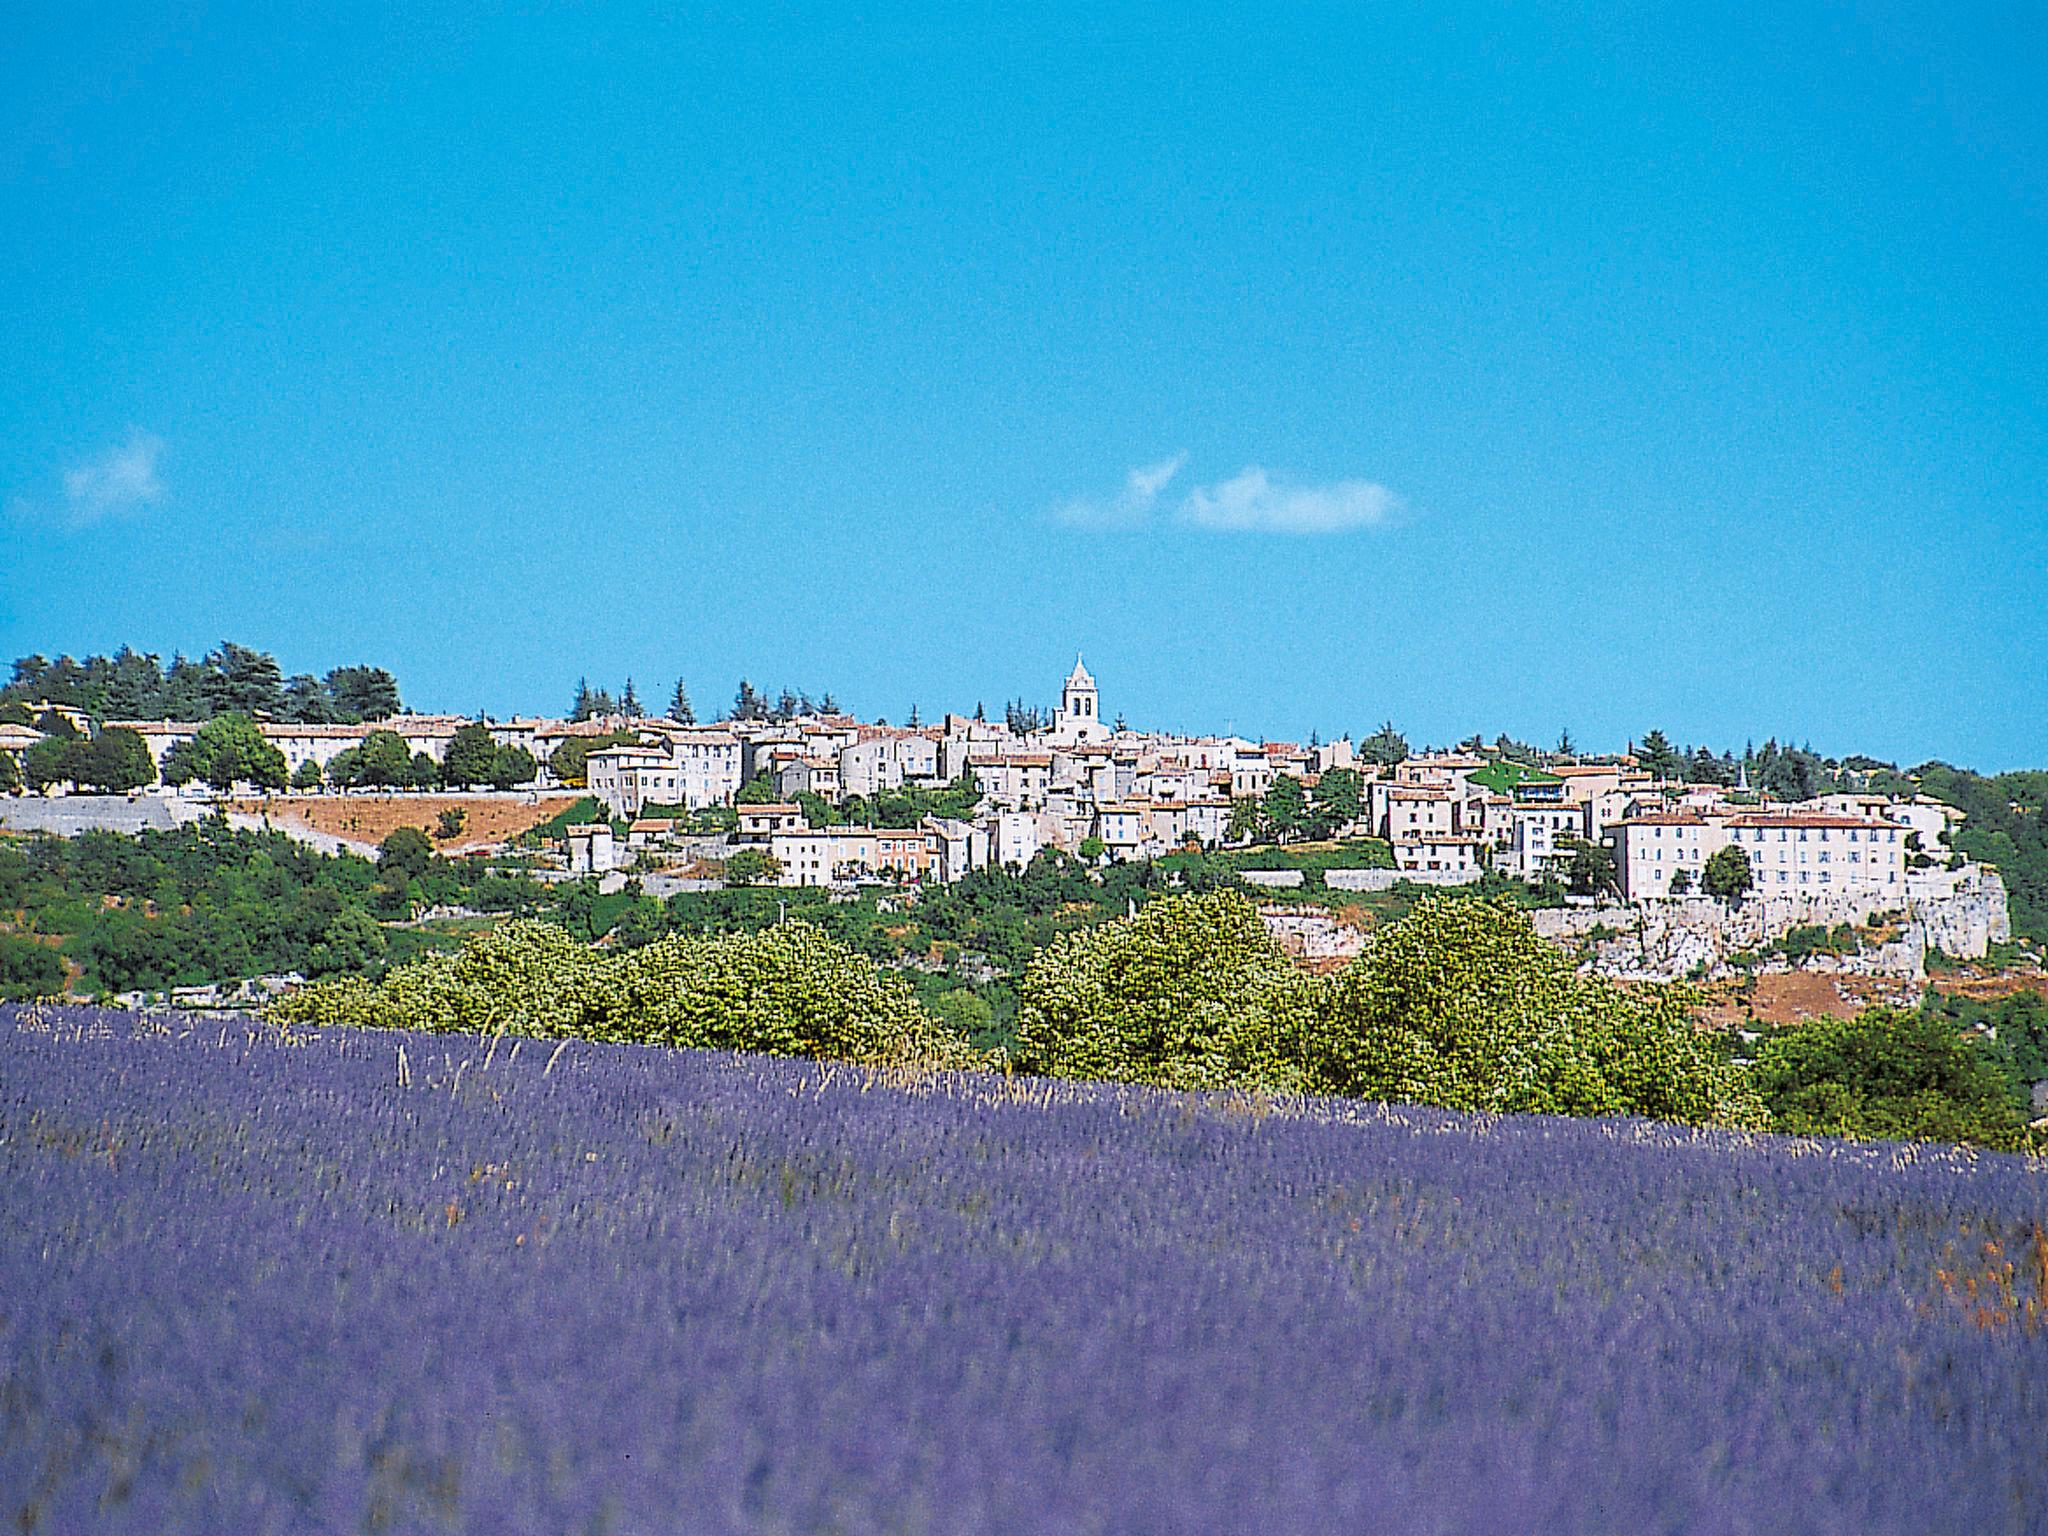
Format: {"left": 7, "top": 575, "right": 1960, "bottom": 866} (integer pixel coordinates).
{"left": 232, "top": 793, "right": 584, "bottom": 854}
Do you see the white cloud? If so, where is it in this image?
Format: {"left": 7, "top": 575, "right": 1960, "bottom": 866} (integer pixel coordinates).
{"left": 60, "top": 430, "right": 166, "bottom": 522}
{"left": 1178, "top": 466, "right": 1398, "bottom": 534}
{"left": 1054, "top": 452, "right": 1187, "bottom": 529}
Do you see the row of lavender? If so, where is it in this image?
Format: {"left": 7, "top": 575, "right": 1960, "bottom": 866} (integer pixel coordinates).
{"left": 3, "top": 1002, "right": 2045, "bottom": 1533}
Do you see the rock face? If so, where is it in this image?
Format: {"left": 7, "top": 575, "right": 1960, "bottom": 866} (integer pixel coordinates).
{"left": 1909, "top": 864, "right": 2011, "bottom": 959}
{"left": 1527, "top": 865, "right": 2014, "bottom": 983}
{"left": 1258, "top": 906, "right": 1368, "bottom": 967}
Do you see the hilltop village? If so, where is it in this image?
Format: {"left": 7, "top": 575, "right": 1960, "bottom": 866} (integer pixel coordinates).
{"left": 2, "top": 656, "right": 2012, "bottom": 985}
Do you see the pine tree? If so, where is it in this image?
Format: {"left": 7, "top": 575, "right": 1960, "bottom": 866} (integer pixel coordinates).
{"left": 667, "top": 679, "right": 696, "bottom": 723}
{"left": 620, "top": 678, "right": 642, "bottom": 717}
{"left": 571, "top": 678, "right": 595, "bottom": 722}
{"left": 908, "top": 703, "right": 921, "bottom": 728}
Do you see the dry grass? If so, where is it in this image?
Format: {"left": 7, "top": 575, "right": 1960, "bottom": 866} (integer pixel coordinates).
{"left": 231, "top": 793, "right": 585, "bottom": 853}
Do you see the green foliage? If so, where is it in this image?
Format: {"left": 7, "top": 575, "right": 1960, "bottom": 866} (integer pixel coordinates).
{"left": 1228, "top": 839, "right": 1394, "bottom": 875}
{"left": 489, "top": 745, "right": 537, "bottom": 788}
{"left": 1922, "top": 987, "right": 2048, "bottom": 1105}
{"left": 1702, "top": 844, "right": 1752, "bottom": 904}
{"left": 1226, "top": 798, "right": 1261, "bottom": 842}
{"left": 271, "top": 918, "right": 977, "bottom": 1068}
{"left": 1012, "top": 892, "right": 1325, "bottom": 1091}
{"left": 290, "top": 758, "right": 326, "bottom": 791}
{"left": 435, "top": 807, "right": 468, "bottom": 840}
{"left": 1638, "top": 729, "right": 1685, "bottom": 782}
{"left": 1915, "top": 763, "right": 2048, "bottom": 942}
{"left": 1013, "top": 893, "right": 1759, "bottom": 1127}
{"left": 1668, "top": 867, "right": 1694, "bottom": 895}
{"left": 524, "top": 796, "right": 608, "bottom": 843}
{"left": 1312, "top": 767, "right": 1364, "bottom": 832}
{"left": 1358, "top": 722, "right": 1409, "bottom": 766}
{"left": 443, "top": 723, "right": 500, "bottom": 786}
{"left": 725, "top": 848, "right": 781, "bottom": 886}
{"left": 0, "top": 933, "right": 65, "bottom": 999}
{"left": 1314, "top": 897, "right": 1758, "bottom": 1126}
{"left": 841, "top": 771, "right": 981, "bottom": 828}
{"left": 1261, "top": 775, "right": 1309, "bottom": 842}
{"left": 63, "top": 727, "right": 157, "bottom": 792}
{"left": 163, "top": 714, "right": 289, "bottom": 791}
{"left": 3, "top": 645, "right": 400, "bottom": 723}
{"left": 1751, "top": 1008, "right": 2031, "bottom": 1150}
{"left": 549, "top": 731, "right": 640, "bottom": 788}
{"left": 24, "top": 733, "right": 79, "bottom": 790}
{"left": 0, "top": 749, "right": 20, "bottom": 794}
{"left": 377, "top": 826, "right": 435, "bottom": 883}
{"left": 0, "top": 821, "right": 412, "bottom": 992}
{"left": 734, "top": 771, "right": 780, "bottom": 805}
{"left": 1562, "top": 838, "right": 1619, "bottom": 898}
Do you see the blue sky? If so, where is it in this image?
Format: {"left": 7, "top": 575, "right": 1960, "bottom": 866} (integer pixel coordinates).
{"left": 5, "top": 3, "right": 2044, "bottom": 768}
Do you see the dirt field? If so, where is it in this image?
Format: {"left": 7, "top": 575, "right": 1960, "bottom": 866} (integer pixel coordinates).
{"left": 230, "top": 793, "right": 585, "bottom": 854}
{"left": 1694, "top": 971, "right": 1928, "bottom": 1029}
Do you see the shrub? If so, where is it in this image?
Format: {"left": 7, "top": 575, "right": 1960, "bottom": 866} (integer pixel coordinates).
{"left": 271, "top": 918, "right": 977, "bottom": 1068}
{"left": 1011, "top": 891, "right": 1326, "bottom": 1092}
{"left": 1015, "top": 892, "right": 1760, "bottom": 1127}
{"left": 1313, "top": 896, "right": 1760, "bottom": 1126}
{"left": 1751, "top": 1008, "right": 2031, "bottom": 1150}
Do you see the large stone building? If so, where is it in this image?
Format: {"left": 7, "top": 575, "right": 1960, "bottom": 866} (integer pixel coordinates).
{"left": 1613, "top": 809, "right": 1907, "bottom": 901}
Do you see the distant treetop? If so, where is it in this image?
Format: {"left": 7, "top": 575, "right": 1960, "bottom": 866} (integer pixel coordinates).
{"left": 5, "top": 644, "right": 402, "bottom": 725}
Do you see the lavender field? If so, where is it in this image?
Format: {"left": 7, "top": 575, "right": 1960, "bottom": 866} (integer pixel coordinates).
{"left": 3, "top": 1004, "right": 2046, "bottom": 1534}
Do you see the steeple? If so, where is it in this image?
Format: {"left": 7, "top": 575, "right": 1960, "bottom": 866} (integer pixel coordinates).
{"left": 1061, "top": 655, "right": 1098, "bottom": 722}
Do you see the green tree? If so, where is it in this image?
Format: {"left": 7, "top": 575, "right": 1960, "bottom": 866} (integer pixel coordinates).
{"left": 442, "top": 722, "right": 500, "bottom": 786}
{"left": 291, "top": 758, "right": 326, "bottom": 792}
{"left": 734, "top": 770, "right": 779, "bottom": 805}
{"left": 1226, "top": 797, "right": 1262, "bottom": 843}
{"left": 202, "top": 642, "right": 287, "bottom": 718}
{"left": 1078, "top": 835, "right": 1107, "bottom": 862}
{"left": 166, "top": 714, "right": 288, "bottom": 792}
{"left": 352, "top": 730, "right": 414, "bottom": 788}
{"left": 1312, "top": 767, "right": 1364, "bottom": 833}
{"left": 435, "top": 806, "right": 468, "bottom": 840}
{"left": 282, "top": 673, "right": 337, "bottom": 724}
{"left": 325, "top": 666, "right": 401, "bottom": 722}
{"left": 1638, "top": 729, "right": 1684, "bottom": 781}
{"left": 1359, "top": 721, "right": 1409, "bottom": 766}
{"left": 306, "top": 905, "right": 388, "bottom": 977}
{"left": 1261, "top": 775, "right": 1309, "bottom": 843}
{"left": 725, "top": 848, "right": 781, "bottom": 886}
{"left": 489, "top": 745, "right": 537, "bottom": 789}
{"left": 407, "top": 751, "right": 443, "bottom": 791}
{"left": 1313, "top": 896, "right": 1758, "bottom": 1125}
{"left": 1562, "top": 837, "right": 1619, "bottom": 898}
{"left": 71, "top": 727, "right": 156, "bottom": 792}
{"left": 1751, "top": 1009, "right": 2029, "bottom": 1150}
{"left": 1702, "top": 844, "right": 1753, "bottom": 905}
{"left": 272, "top": 919, "right": 976, "bottom": 1068}
{"left": 0, "top": 932, "right": 65, "bottom": 1000}
{"left": 1012, "top": 891, "right": 1324, "bottom": 1090}
{"left": 24, "top": 733, "right": 79, "bottom": 790}
{"left": 549, "top": 730, "right": 636, "bottom": 788}
{"left": 620, "top": 678, "right": 643, "bottom": 717}
{"left": 667, "top": 678, "right": 696, "bottom": 723}
{"left": 0, "top": 750, "right": 20, "bottom": 794}
{"left": 1669, "top": 867, "right": 1694, "bottom": 896}
{"left": 377, "top": 825, "right": 435, "bottom": 883}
